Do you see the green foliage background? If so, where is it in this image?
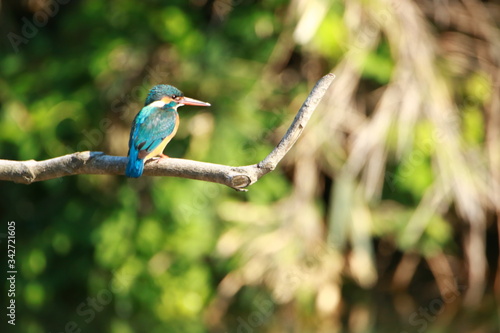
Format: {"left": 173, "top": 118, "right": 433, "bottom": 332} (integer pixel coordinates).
{"left": 1, "top": 0, "right": 499, "bottom": 332}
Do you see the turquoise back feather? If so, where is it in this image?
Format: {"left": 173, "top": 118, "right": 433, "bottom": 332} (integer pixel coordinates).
{"left": 125, "top": 102, "right": 178, "bottom": 177}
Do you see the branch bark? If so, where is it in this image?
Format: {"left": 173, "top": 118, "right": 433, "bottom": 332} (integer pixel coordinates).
{"left": 0, "top": 74, "right": 335, "bottom": 190}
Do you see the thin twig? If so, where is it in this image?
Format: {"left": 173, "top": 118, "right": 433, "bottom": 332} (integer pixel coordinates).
{"left": 0, "top": 74, "right": 335, "bottom": 190}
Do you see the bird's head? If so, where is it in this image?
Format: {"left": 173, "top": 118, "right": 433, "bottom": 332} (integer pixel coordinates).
{"left": 145, "top": 84, "right": 210, "bottom": 109}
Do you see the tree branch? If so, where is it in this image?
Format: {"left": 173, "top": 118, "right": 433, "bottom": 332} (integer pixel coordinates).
{"left": 0, "top": 74, "right": 335, "bottom": 190}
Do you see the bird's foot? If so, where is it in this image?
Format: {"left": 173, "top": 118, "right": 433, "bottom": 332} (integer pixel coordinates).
{"left": 145, "top": 154, "right": 169, "bottom": 165}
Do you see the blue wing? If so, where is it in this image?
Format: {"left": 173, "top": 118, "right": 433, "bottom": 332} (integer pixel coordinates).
{"left": 128, "top": 104, "right": 178, "bottom": 158}
{"left": 125, "top": 104, "right": 178, "bottom": 178}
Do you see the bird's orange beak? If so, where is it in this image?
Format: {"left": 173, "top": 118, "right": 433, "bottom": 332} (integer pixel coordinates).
{"left": 180, "top": 96, "right": 211, "bottom": 107}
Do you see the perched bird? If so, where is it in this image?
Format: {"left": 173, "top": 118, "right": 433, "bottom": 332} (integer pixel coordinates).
{"left": 125, "top": 85, "right": 210, "bottom": 178}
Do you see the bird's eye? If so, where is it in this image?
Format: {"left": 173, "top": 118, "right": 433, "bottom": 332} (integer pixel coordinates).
{"left": 171, "top": 95, "right": 177, "bottom": 99}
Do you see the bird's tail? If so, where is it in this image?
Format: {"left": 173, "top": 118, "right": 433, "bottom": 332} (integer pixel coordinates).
{"left": 125, "top": 148, "right": 144, "bottom": 178}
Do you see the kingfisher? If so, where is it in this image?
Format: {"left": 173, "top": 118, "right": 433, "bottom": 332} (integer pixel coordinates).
{"left": 125, "top": 84, "right": 210, "bottom": 178}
